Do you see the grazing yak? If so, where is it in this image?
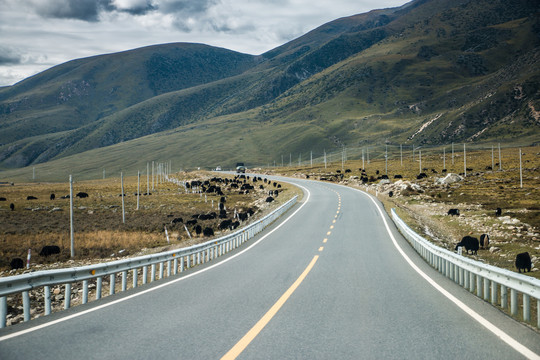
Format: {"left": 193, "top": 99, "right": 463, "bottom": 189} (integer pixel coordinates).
{"left": 515, "top": 252, "right": 532, "bottom": 273}
{"left": 39, "top": 245, "right": 61, "bottom": 256}
{"left": 266, "top": 196, "right": 274, "bottom": 203}
{"left": 238, "top": 212, "right": 248, "bottom": 222}
{"left": 495, "top": 207, "right": 502, "bottom": 216}
{"left": 203, "top": 227, "right": 214, "bottom": 236}
{"left": 479, "top": 234, "right": 490, "bottom": 249}
{"left": 10, "top": 203, "right": 14, "bottom": 211}
{"left": 50, "top": 193, "right": 55, "bottom": 200}
{"left": 26, "top": 196, "right": 37, "bottom": 200}
{"left": 455, "top": 236, "right": 479, "bottom": 255}
{"left": 171, "top": 217, "right": 183, "bottom": 225}
{"left": 10, "top": 258, "right": 24, "bottom": 270}
{"left": 447, "top": 209, "right": 460, "bottom": 216}
{"left": 219, "top": 219, "right": 232, "bottom": 230}
{"left": 76, "top": 192, "right": 89, "bottom": 198}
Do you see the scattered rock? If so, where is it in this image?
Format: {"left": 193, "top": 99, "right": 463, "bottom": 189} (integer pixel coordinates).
{"left": 435, "top": 173, "right": 463, "bottom": 185}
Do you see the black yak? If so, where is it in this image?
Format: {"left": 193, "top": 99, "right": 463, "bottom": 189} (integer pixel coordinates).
{"left": 515, "top": 252, "right": 532, "bottom": 273}
{"left": 219, "top": 220, "right": 232, "bottom": 230}
{"left": 10, "top": 258, "right": 24, "bottom": 270}
{"left": 39, "top": 245, "right": 61, "bottom": 256}
{"left": 447, "top": 209, "right": 460, "bottom": 216}
{"left": 455, "top": 236, "right": 479, "bottom": 255}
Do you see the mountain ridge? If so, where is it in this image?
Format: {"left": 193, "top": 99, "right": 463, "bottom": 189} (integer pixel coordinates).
{"left": 0, "top": 0, "right": 538, "bottom": 177}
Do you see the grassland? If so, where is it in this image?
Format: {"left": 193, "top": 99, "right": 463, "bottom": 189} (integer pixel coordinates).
{"left": 0, "top": 171, "right": 299, "bottom": 273}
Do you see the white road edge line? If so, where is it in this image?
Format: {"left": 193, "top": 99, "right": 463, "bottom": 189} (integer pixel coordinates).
{"left": 354, "top": 187, "right": 540, "bottom": 360}
{"left": 0, "top": 184, "right": 311, "bottom": 342}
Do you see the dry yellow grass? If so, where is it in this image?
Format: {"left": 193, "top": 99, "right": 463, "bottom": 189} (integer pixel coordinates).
{"left": 0, "top": 171, "right": 296, "bottom": 272}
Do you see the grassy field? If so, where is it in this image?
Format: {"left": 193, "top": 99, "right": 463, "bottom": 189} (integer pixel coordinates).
{"left": 0, "top": 171, "right": 299, "bottom": 273}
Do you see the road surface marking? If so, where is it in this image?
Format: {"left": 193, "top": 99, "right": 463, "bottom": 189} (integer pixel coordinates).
{"left": 327, "top": 231, "right": 331, "bottom": 236}
{"left": 319, "top": 247, "right": 324, "bottom": 252}
{"left": 323, "top": 238, "right": 328, "bottom": 243}
{"left": 221, "top": 255, "right": 319, "bottom": 360}
{"left": 355, "top": 188, "right": 540, "bottom": 360}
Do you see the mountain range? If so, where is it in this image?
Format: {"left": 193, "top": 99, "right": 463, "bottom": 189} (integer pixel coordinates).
{"left": 0, "top": 0, "right": 539, "bottom": 179}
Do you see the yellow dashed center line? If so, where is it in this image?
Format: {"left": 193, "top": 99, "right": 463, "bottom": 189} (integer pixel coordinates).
{"left": 319, "top": 247, "right": 324, "bottom": 252}
{"left": 326, "top": 231, "right": 331, "bottom": 236}
{"left": 323, "top": 238, "right": 328, "bottom": 243}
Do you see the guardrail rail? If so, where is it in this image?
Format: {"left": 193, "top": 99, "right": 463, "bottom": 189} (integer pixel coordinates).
{"left": 391, "top": 208, "right": 540, "bottom": 328}
{"left": 0, "top": 195, "right": 298, "bottom": 328}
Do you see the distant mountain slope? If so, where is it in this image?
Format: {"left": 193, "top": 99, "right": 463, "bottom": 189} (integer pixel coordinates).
{"left": 0, "top": 0, "right": 538, "bottom": 173}
{"left": 0, "top": 43, "right": 256, "bottom": 161}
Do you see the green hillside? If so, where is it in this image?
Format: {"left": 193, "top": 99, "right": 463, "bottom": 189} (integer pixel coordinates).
{"left": 0, "top": 0, "right": 538, "bottom": 181}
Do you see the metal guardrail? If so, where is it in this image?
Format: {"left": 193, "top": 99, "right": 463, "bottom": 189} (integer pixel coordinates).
{"left": 391, "top": 208, "right": 540, "bottom": 328}
{"left": 0, "top": 195, "right": 298, "bottom": 328}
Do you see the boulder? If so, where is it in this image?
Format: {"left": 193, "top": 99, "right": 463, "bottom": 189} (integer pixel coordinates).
{"left": 435, "top": 173, "right": 463, "bottom": 185}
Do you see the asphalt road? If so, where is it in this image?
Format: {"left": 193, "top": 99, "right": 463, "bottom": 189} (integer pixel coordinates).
{"left": 1, "top": 177, "right": 539, "bottom": 359}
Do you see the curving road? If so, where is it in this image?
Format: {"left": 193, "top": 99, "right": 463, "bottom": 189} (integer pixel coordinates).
{"left": 1, "top": 177, "right": 539, "bottom": 359}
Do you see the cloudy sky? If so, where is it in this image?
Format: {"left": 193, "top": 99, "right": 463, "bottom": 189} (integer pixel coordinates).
{"left": 0, "top": 0, "right": 408, "bottom": 86}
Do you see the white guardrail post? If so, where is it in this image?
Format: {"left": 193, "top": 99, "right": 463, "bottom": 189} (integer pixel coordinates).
{"left": 391, "top": 208, "right": 540, "bottom": 329}
{"left": 0, "top": 195, "right": 298, "bottom": 328}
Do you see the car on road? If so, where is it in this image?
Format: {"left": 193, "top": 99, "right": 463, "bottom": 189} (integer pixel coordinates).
{"left": 236, "top": 162, "right": 246, "bottom": 173}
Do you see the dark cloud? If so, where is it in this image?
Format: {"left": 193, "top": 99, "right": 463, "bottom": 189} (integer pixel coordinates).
{"left": 4, "top": 0, "right": 220, "bottom": 23}
{"left": 35, "top": 0, "right": 109, "bottom": 22}
{"left": 26, "top": 0, "right": 158, "bottom": 21}
{"left": 120, "top": 3, "right": 158, "bottom": 16}
{"left": 0, "top": 47, "right": 22, "bottom": 65}
{"left": 159, "top": 0, "right": 219, "bottom": 14}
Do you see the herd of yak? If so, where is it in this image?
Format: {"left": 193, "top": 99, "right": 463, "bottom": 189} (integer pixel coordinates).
{"left": 3, "top": 174, "right": 282, "bottom": 270}
{"left": 448, "top": 207, "right": 532, "bottom": 273}
{"left": 2, "top": 172, "right": 533, "bottom": 274}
